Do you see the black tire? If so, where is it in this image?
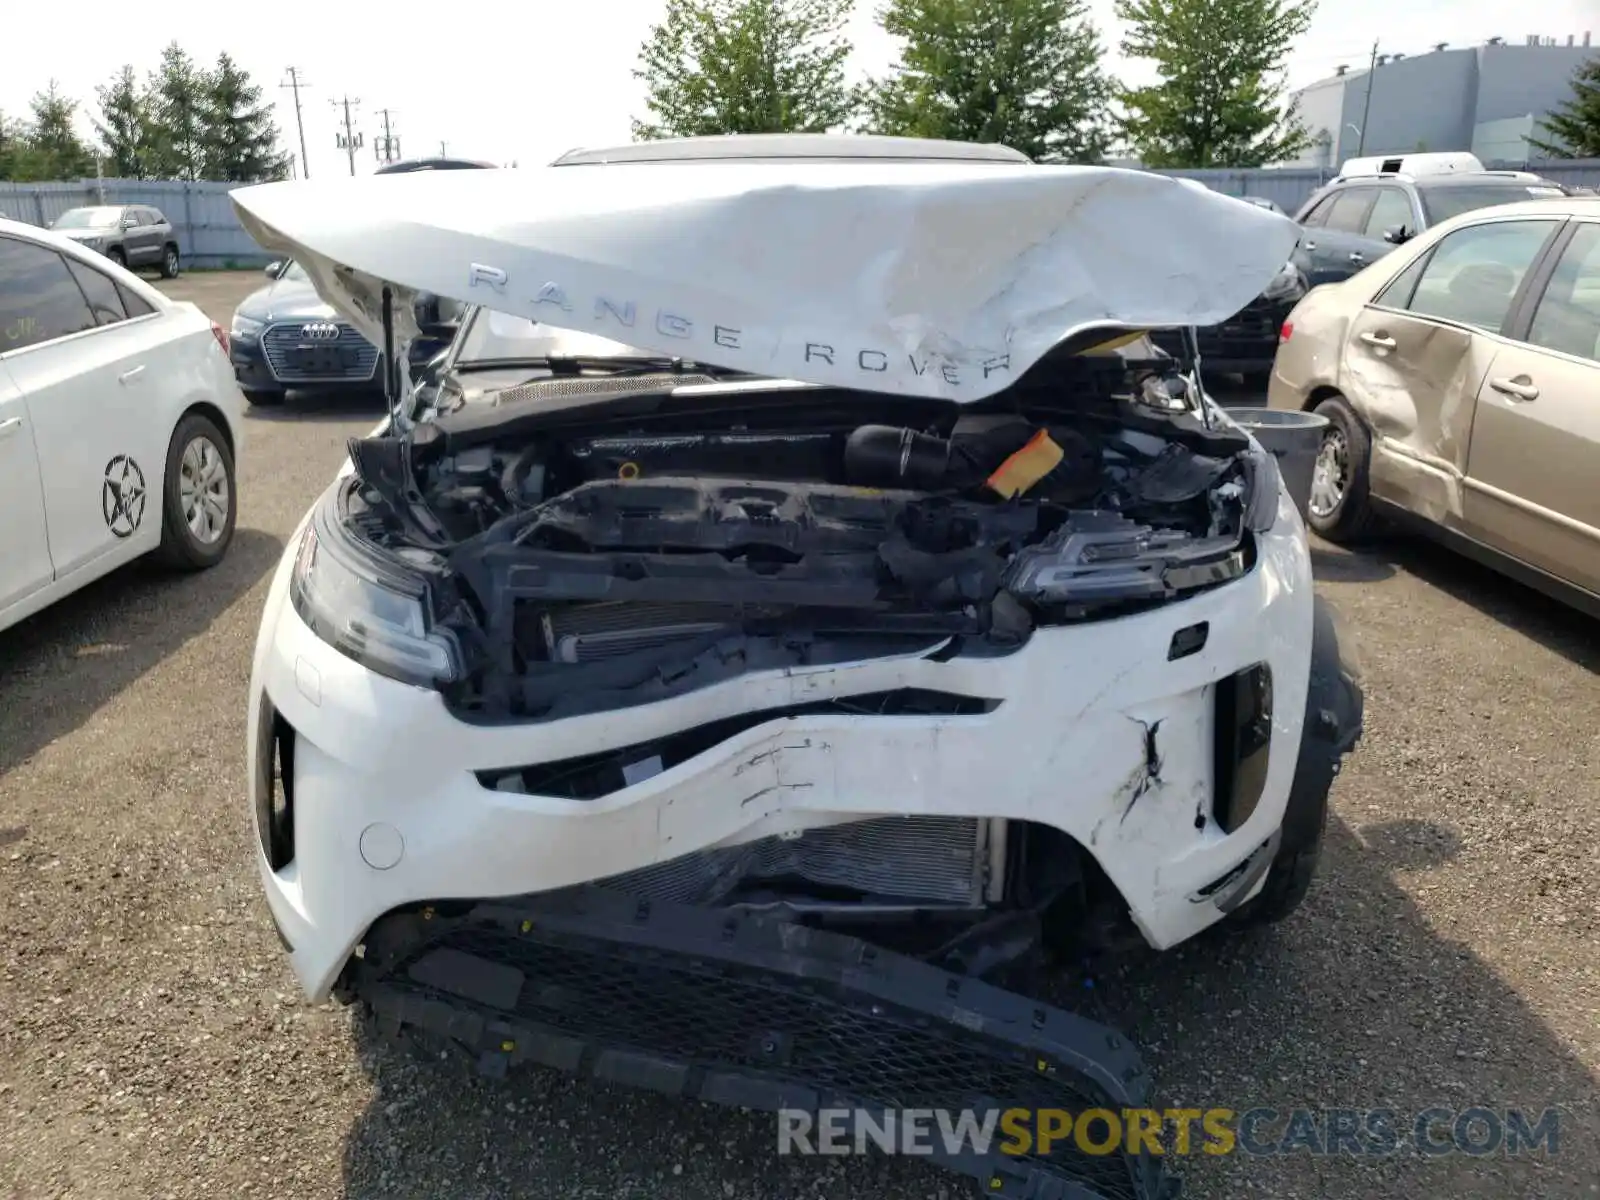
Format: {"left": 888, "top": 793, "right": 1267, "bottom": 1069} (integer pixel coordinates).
{"left": 107, "top": 247, "right": 127, "bottom": 268}
{"left": 160, "top": 243, "right": 180, "bottom": 279}
{"left": 1306, "top": 394, "right": 1377, "bottom": 543}
{"left": 156, "top": 412, "right": 237, "bottom": 571}
{"left": 242, "top": 388, "right": 285, "bottom": 407}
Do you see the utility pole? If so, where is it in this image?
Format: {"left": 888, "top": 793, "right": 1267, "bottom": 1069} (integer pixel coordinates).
{"left": 332, "top": 96, "right": 363, "bottom": 176}
{"left": 280, "top": 67, "right": 311, "bottom": 179}
{"left": 373, "top": 108, "right": 401, "bottom": 164}
{"left": 1355, "top": 41, "right": 1378, "bottom": 156}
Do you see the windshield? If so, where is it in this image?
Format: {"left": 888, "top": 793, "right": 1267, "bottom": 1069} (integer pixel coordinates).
{"left": 1420, "top": 183, "right": 1565, "bottom": 225}
{"left": 54, "top": 207, "right": 121, "bottom": 229}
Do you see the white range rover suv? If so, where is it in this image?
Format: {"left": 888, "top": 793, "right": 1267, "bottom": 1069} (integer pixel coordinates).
{"left": 231, "top": 138, "right": 1363, "bottom": 1200}
{"left": 0, "top": 217, "right": 244, "bottom": 633}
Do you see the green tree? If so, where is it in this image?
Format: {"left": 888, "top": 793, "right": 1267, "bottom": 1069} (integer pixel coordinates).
{"left": 0, "top": 110, "right": 24, "bottom": 180}
{"left": 202, "top": 53, "right": 288, "bottom": 181}
{"left": 1115, "top": 0, "right": 1316, "bottom": 168}
{"left": 145, "top": 42, "right": 207, "bottom": 180}
{"left": 1529, "top": 55, "right": 1600, "bottom": 159}
{"left": 15, "top": 82, "right": 96, "bottom": 181}
{"left": 633, "top": 0, "right": 859, "bottom": 139}
{"left": 865, "top": 0, "right": 1112, "bottom": 161}
{"left": 94, "top": 65, "right": 153, "bottom": 178}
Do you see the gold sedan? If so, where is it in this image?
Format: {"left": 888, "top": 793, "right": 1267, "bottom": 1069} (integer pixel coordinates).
{"left": 1267, "top": 196, "right": 1600, "bottom": 614}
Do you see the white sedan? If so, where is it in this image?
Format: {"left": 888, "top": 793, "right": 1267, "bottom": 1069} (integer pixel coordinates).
{"left": 0, "top": 217, "right": 245, "bottom": 635}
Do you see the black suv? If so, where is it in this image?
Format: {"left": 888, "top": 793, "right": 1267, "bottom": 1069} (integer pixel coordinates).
{"left": 1290, "top": 165, "right": 1569, "bottom": 287}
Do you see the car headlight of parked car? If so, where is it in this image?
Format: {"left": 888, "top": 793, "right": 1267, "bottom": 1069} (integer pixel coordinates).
{"left": 289, "top": 487, "right": 462, "bottom": 688}
{"left": 230, "top": 313, "right": 265, "bottom": 341}
{"left": 1259, "top": 260, "right": 1308, "bottom": 302}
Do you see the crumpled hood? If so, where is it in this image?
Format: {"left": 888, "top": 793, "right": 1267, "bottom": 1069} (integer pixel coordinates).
{"left": 229, "top": 161, "right": 1301, "bottom": 403}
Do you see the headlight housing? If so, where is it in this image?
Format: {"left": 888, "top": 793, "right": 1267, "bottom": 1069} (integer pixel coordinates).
{"left": 1259, "top": 261, "right": 1308, "bottom": 303}
{"left": 289, "top": 491, "right": 460, "bottom": 688}
{"left": 230, "top": 313, "right": 265, "bottom": 340}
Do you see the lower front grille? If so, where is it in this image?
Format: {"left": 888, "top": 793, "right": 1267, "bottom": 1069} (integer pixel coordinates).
{"left": 354, "top": 893, "right": 1173, "bottom": 1200}
{"left": 261, "top": 322, "right": 380, "bottom": 383}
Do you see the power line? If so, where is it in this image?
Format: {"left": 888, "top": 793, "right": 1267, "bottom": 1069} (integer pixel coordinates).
{"left": 373, "top": 108, "right": 401, "bottom": 164}
{"left": 279, "top": 67, "right": 311, "bottom": 180}
{"left": 331, "top": 96, "right": 363, "bottom": 176}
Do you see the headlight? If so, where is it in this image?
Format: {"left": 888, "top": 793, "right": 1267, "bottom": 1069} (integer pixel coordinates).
{"left": 230, "top": 313, "right": 265, "bottom": 340}
{"left": 79, "top": 236, "right": 105, "bottom": 250}
{"left": 1242, "top": 441, "right": 1282, "bottom": 533}
{"left": 289, "top": 495, "right": 460, "bottom": 688}
{"left": 1260, "top": 261, "right": 1307, "bottom": 302}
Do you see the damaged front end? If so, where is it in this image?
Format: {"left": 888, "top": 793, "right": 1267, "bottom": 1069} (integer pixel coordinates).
{"left": 300, "top": 345, "right": 1280, "bottom": 725}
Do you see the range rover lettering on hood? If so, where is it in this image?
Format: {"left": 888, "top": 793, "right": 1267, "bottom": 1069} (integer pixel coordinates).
{"left": 229, "top": 161, "right": 1301, "bottom": 402}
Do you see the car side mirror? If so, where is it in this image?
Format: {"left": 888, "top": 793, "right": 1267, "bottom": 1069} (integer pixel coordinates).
{"left": 264, "top": 260, "right": 283, "bottom": 278}
{"left": 1383, "top": 225, "right": 1410, "bottom": 244}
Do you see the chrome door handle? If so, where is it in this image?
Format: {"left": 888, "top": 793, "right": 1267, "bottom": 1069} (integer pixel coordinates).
{"left": 1489, "top": 376, "right": 1539, "bottom": 402}
{"left": 1348, "top": 252, "right": 1367, "bottom": 264}
{"left": 118, "top": 365, "right": 146, "bottom": 384}
{"left": 0, "top": 415, "right": 22, "bottom": 439}
{"left": 1359, "top": 331, "right": 1396, "bottom": 350}
{"left": 1302, "top": 239, "right": 1318, "bottom": 251}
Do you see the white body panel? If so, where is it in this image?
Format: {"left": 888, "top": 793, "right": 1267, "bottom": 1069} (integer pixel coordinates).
{"left": 248, "top": 487, "right": 1315, "bottom": 1002}
{"left": 0, "top": 218, "right": 245, "bottom": 634}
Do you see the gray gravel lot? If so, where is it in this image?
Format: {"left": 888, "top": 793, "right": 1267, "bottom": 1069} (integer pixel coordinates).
{"left": 0, "top": 271, "right": 1595, "bottom": 1199}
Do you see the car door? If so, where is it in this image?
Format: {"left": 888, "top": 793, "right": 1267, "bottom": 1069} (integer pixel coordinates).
{"left": 141, "top": 209, "right": 170, "bottom": 264}
{"left": 0, "top": 236, "right": 169, "bottom": 579}
{"left": 1340, "top": 216, "right": 1563, "bottom": 526}
{"left": 1462, "top": 218, "right": 1600, "bottom": 594}
{"left": 1359, "top": 186, "right": 1420, "bottom": 253}
{"left": 0, "top": 357, "right": 54, "bottom": 618}
{"left": 127, "top": 208, "right": 160, "bottom": 264}
{"left": 1298, "top": 187, "right": 1386, "bottom": 286}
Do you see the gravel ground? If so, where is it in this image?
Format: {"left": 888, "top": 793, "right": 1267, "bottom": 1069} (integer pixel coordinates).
{"left": 0, "top": 271, "right": 1595, "bottom": 1200}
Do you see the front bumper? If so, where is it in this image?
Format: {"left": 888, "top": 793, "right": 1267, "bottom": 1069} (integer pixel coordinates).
{"left": 351, "top": 888, "right": 1176, "bottom": 1199}
{"left": 229, "top": 337, "right": 279, "bottom": 392}
{"left": 248, "top": 485, "right": 1320, "bottom": 1002}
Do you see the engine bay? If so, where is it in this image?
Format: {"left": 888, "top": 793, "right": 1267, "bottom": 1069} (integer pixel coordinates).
{"left": 338, "top": 350, "right": 1264, "bottom": 721}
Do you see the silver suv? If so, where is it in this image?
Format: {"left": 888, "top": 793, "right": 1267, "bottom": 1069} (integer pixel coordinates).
{"left": 49, "top": 206, "right": 181, "bottom": 278}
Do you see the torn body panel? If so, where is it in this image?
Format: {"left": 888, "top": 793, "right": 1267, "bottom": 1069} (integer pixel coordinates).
{"left": 1340, "top": 306, "right": 1497, "bottom": 526}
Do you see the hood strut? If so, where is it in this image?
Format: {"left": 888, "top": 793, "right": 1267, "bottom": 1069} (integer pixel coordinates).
{"left": 380, "top": 286, "right": 403, "bottom": 432}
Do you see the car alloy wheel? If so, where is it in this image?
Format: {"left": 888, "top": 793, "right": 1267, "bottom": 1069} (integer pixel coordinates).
{"left": 1309, "top": 428, "right": 1348, "bottom": 519}
{"left": 162, "top": 246, "right": 180, "bottom": 277}
{"left": 179, "top": 434, "right": 230, "bottom": 545}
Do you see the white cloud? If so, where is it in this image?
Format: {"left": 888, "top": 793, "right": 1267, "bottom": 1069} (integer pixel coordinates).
{"left": 1, "top": 0, "right": 1593, "bottom": 177}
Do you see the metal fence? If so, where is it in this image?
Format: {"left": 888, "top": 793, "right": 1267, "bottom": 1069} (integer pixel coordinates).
{"left": 4, "top": 157, "right": 1599, "bottom": 269}
{"left": 0, "top": 178, "right": 271, "bottom": 268}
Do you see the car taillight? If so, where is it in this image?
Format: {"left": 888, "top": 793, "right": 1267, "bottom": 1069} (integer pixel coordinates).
{"left": 210, "top": 321, "right": 229, "bottom": 355}
{"left": 1278, "top": 320, "right": 1293, "bottom": 344}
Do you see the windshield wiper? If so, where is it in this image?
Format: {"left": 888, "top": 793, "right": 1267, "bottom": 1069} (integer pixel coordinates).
{"left": 542, "top": 355, "right": 750, "bottom": 379}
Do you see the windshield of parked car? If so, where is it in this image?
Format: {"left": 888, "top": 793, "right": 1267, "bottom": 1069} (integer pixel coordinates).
{"left": 1419, "top": 182, "right": 1566, "bottom": 224}
{"left": 53, "top": 207, "right": 121, "bottom": 229}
